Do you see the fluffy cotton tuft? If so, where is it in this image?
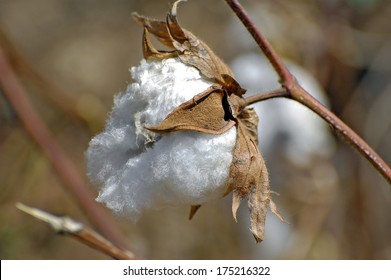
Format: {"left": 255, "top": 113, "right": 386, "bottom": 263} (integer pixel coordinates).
{"left": 86, "top": 58, "right": 237, "bottom": 221}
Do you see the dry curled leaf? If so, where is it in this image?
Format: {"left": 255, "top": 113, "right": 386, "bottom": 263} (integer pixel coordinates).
{"left": 134, "top": 0, "right": 284, "bottom": 243}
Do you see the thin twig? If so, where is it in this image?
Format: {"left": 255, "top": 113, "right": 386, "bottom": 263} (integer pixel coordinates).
{"left": 0, "top": 43, "right": 128, "bottom": 248}
{"left": 16, "top": 203, "right": 137, "bottom": 260}
{"left": 244, "top": 88, "right": 289, "bottom": 106}
{"left": 225, "top": 0, "right": 391, "bottom": 184}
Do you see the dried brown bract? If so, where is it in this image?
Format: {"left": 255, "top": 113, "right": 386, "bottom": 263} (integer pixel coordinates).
{"left": 132, "top": 0, "right": 284, "bottom": 242}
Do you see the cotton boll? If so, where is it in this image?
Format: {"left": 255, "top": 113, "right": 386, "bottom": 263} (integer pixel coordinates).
{"left": 86, "top": 58, "right": 237, "bottom": 221}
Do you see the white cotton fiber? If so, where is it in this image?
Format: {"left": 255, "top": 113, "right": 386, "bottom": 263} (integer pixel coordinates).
{"left": 86, "top": 58, "right": 237, "bottom": 221}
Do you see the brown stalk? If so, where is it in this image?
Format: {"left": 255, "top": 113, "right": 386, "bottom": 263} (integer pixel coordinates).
{"left": 244, "top": 88, "right": 290, "bottom": 105}
{"left": 0, "top": 43, "right": 128, "bottom": 249}
{"left": 16, "top": 203, "right": 136, "bottom": 260}
{"left": 225, "top": 0, "right": 391, "bottom": 185}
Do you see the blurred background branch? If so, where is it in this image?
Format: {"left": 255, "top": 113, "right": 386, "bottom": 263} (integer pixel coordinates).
{"left": 0, "top": 37, "right": 127, "bottom": 250}
{"left": 16, "top": 203, "right": 136, "bottom": 260}
{"left": 0, "top": 28, "right": 88, "bottom": 127}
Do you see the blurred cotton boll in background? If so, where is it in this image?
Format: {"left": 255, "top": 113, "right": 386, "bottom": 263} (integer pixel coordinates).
{"left": 230, "top": 53, "right": 339, "bottom": 259}
{"left": 231, "top": 53, "right": 335, "bottom": 167}
{"left": 86, "top": 58, "right": 236, "bottom": 222}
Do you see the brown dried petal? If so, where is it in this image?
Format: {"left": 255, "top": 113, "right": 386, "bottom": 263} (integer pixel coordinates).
{"left": 247, "top": 151, "right": 270, "bottom": 243}
{"left": 145, "top": 85, "right": 236, "bottom": 135}
{"left": 226, "top": 108, "right": 283, "bottom": 243}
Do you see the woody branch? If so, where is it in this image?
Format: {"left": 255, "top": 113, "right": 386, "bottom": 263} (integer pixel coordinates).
{"left": 225, "top": 0, "right": 391, "bottom": 185}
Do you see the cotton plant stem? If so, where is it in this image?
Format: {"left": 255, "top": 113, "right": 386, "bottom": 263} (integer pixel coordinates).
{"left": 0, "top": 43, "right": 128, "bottom": 249}
{"left": 244, "top": 88, "right": 289, "bottom": 106}
{"left": 16, "top": 203, "right": 136, "bottom": 260}
{"left": 225, "top": 0, "right": 391, "bottom": 185}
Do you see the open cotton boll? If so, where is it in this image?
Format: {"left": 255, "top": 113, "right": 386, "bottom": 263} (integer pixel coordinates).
{"left": 86, "top": 58, "right": 237, "bottom": 221}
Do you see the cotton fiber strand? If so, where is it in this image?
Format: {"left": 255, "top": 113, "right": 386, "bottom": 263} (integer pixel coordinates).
{"left": 86, "top": 58, "right": 237, "bottom": 221}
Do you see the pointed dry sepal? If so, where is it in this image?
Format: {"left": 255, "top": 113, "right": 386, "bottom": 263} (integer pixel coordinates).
{"left": 188, "top": 205, "right": 201, "bottom": 220}
{"left": 132, "top": 12, "right": 177, "bottom": 49}
{"left": 142, "top": 27, "right": 176, "bottom": 60}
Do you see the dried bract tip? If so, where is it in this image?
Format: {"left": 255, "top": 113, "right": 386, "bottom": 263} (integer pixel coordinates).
{"left": 188, "top": 205, "right": 201, "bottom": 220}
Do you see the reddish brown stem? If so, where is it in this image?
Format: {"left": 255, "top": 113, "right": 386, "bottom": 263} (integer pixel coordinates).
{"left": 225, "top": 0, "right": 391, "bottom": 184}
{"left": 0, "top": 43, "right": 128, "bottom": 248}
{"left": 244, "top": 88, "right": 289, "bottom": 106}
